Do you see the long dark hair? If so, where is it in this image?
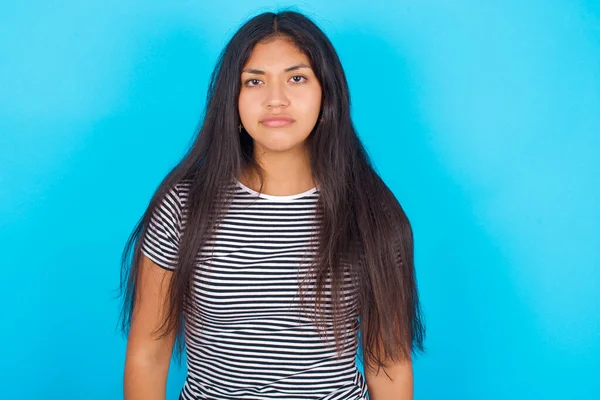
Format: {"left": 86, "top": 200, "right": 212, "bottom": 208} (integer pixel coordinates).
{"left": 120, "top": 10, "right": 425, "bottom": 372}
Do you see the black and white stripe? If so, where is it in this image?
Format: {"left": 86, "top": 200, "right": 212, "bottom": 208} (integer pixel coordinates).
{"left": 142, "top": 178, "right": 367, "bottom": 400}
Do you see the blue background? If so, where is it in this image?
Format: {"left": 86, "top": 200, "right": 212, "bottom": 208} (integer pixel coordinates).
{"left": 1, "top": 1, "right": 599, "bottom": 399}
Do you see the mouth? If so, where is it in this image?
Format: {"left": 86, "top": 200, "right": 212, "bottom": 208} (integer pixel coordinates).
{"left": 260, "top": 117, "right": 295, "bottom": 127}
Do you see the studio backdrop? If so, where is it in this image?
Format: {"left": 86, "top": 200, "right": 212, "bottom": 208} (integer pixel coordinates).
{"left": 1, "top": 1, "right": 598, "bottom": 399}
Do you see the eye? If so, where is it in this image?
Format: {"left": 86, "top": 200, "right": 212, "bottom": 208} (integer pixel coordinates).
{"left": 244, "top": 78, "right": 262, "bottom": 87}
{"left": 290, "top": 75, "right": 307, "bottom": 84}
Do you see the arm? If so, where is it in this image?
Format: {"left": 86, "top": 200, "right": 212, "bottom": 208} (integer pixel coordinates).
{"left": 124, "top": 254, "right": 176, "bottom": 400}
{"left": 365, "top": 356, "right": 413, "bottom": 400}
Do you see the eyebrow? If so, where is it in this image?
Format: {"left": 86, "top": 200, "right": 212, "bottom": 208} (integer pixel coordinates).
{"left": 242, "top": 63, "right": 312, "bottom": 75}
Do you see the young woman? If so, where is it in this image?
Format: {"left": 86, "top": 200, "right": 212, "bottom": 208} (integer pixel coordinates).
{"left": 120, "top": 10, "right": 425, "bottom": 400}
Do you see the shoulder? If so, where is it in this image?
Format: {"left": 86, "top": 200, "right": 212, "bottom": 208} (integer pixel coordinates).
{"left": 163, "top": 178, "right": 193, "bottom": 209}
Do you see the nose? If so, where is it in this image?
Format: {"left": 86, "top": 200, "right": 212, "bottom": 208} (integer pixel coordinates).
{"left": 264, "top": 82, "right": 290, "bottom": 109}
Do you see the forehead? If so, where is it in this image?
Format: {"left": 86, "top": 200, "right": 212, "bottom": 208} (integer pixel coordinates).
{"left": 243, "top": 38, "right": 311, "bottom": 70}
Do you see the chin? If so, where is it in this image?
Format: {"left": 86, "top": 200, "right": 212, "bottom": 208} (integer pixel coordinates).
{"left": 254, "top": 134, "right": 309, "bottom": 154}
{"left": 261, "top": 143, "right": 304, "bottom": 153}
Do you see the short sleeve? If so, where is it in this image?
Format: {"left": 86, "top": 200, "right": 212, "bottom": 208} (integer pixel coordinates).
{"left": 141, "top": 184, "right": 183, "bottom": 271}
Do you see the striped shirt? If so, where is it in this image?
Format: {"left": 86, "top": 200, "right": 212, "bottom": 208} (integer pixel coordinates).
{"left": 141, "top": 178, "right": 368, "bottom": 399}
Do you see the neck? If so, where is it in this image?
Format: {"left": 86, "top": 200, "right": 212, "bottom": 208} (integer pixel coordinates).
{"left": 240, "top": 144, "right": 315, "bottom": 196}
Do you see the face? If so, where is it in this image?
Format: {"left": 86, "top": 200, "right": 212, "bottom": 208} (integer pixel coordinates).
{"left": 238, "top": 37, "right": 322, "bottom": 155}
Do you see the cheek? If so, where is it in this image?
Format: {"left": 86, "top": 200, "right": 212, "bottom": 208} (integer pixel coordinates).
{"left": 238, "top": 92, "right": 259, "bottom": 121}
{"left": 296, "top": 89, "right": 322, "bottom": 119}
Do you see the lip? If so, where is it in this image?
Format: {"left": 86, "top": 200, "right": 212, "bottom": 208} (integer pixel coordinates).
{"left": 260, "top": 116, "right": 295, "bottom": 127}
